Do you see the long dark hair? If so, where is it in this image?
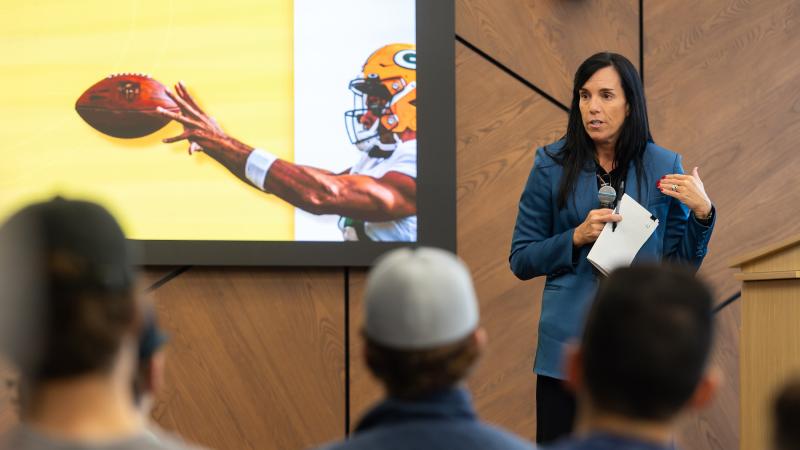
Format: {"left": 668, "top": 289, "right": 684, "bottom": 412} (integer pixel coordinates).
{"left": 549, "top": 52, "right": 653, "bottom": 209}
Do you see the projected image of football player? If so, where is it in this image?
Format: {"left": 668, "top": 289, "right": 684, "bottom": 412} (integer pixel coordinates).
{"left": 156, "top": 43, "right": 417, "bottom": 242}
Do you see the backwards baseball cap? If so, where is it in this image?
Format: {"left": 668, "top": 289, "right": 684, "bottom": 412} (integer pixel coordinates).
{"left": 363, "top": 247, "right": 479, "bottom": 350}
{"left": 1, "top": 196, "right": 135, "bottom": 292}
{"left": 0, "top": 196, "right": 137, "bottom": 376}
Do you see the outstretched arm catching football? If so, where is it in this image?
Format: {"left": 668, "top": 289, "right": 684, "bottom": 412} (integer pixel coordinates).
{"left": 157, "top": 83, "right": 416, "bottom": 222}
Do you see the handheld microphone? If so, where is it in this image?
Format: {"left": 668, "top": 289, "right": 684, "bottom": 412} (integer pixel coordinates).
{"left": 598, "top": 185, "right": 616, "bottom": 209}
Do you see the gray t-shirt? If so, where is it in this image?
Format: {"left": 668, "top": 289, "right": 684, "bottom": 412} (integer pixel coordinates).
{"left": 0, "top": 425, "right": 200, "bottom": 450}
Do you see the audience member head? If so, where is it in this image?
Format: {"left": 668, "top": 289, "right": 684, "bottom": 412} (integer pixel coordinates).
{"left": 566, "top": 265, "right": 718, "bottom": 428}
{"left": 362, "top": 247, "right": 485, "bottom": 400}
{"left": 774, "top": 379, "right": 800, "bottom": 450}
{"left": 0, "top": 197, "right": 140, "bottom": 392}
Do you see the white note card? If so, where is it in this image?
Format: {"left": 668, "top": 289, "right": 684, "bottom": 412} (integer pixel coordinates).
{"left": 586, "top": 194, "right": 659, "bottom": 276}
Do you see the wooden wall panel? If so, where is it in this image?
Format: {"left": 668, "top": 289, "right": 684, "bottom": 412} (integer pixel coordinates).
{"left": 456, "top": 40, "right": 566, "bottom": 439}
{"left": 147, "top": 268, "right": 344, "bottom": 450}
{"left": 645, "top": 0, "right": 800, "bottom": 297}
{"left": 141, "top": 267, "right": 177, "bottom": 290}
{"left": 456, "top": 0, "right": 639, "bottom": 105}
{"left": 458, "top": 39, "right": 567, "bottom": 438}
{"left": 645, "top": 1, "right": 800, "bottom": 448}
{"left": 347, "top": 269, "right": 383, "bottom": 430}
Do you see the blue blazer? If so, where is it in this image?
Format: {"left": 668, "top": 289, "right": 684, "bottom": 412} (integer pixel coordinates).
{"left": 509, "top": 140, "right": 715, "bottom": 379}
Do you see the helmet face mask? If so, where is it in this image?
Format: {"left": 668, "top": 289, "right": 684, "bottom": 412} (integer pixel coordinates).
{"left": 345, "top": 81, "right": 393, "bottom": 150}
{"left": 349, "top": 117, "right": 400, "bottom": 153}
{"left": 344, "top": 43, "right": 416, "bottom": 154}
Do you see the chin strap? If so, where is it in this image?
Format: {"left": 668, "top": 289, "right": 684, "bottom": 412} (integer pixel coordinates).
{"left": 355, "top": 117, "right": 399, "bottom": 157}
{"left": 367, "top": 147, "right": 395, "bottom": 159}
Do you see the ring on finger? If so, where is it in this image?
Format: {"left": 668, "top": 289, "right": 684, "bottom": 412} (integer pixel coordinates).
{"left": 671, "top": 184, "right": 679, "bottom": 192}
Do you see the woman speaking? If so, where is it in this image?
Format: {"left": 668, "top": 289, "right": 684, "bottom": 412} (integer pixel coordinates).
{"left": 509, "top": 52, "right": 715, "bottom": 443}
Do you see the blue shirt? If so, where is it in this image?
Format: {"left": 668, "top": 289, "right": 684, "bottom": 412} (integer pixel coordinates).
{"left": 546, "top": 433, "right": 676, "bottom": 450}
{"left": 315, "top": 388, "right": 537, "bottom": 450}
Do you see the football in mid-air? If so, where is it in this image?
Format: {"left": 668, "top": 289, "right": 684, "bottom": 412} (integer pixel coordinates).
{"left": 75, "top": 73, "right": 179, "bottom": 139}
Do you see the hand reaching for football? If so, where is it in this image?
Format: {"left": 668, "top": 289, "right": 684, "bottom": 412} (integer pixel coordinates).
{"left": 156, "top": 82, "right": 239, "bottom": 155}
{"left": 157, "top": 83, "right": 257, "bottom": 179}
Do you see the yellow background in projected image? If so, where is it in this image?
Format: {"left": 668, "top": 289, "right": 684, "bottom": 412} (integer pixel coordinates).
{"left": 0, "top": 0, "right": 293, "bottom": 241}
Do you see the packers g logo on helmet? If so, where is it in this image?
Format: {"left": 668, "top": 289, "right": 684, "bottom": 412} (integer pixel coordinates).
{"left": 393, "top": 49, "right": 416, "bottom": 70}
{"left": 345, "top": 43, "right": 417, "bottom": 150}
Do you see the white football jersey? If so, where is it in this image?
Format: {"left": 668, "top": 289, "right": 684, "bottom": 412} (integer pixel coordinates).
{"left": 344, "top": 138, "right": 417, "bottom": 242}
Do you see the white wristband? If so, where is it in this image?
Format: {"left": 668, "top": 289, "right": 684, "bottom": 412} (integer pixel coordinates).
{"left": 245, "top": 148, "right": 278, "bottom": 190}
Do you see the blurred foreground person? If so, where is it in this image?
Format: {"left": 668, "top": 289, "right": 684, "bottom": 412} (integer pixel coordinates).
{"left": 134, "top": 311, "right": 171, "bottom": 439}
{"left": 315, "top": 247, "right": 537, "bottom": 450}
{"left": 0, "top": 197, "right": 198, "bottom": 450}
{"left": 774, "top": 379, "right": 800, "bottom": 450}
{"left": 550, "top": 266, "right": 719, "bottom": 450}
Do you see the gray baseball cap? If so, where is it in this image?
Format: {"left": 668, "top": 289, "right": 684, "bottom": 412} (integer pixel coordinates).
{"left": 364, "top": 247, "right": 479, "bottom": 350}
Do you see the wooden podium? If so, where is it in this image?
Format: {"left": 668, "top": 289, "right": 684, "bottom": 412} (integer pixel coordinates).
{"left": 730, "top": 234, "right": 800, "bottom": 450}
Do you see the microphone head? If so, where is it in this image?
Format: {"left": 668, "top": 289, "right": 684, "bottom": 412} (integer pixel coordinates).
{"left": 598, "top": 184, "right": 616, "bottom": 208}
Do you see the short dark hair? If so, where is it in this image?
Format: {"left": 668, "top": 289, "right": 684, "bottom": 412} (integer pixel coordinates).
{"left": 364, "top": 333, "right": 480, "bottom": 400}
{"left": 774, "top": 380, "right": 800, "bottom": 450}
{"left": 552, "top": 52, "right": 653, "bottom": 209}
{"left": 0, "top": 198, "right": 138, "bottom": 381}
{"left": 581, "top": 265, "right": 713, "bottom": 420}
